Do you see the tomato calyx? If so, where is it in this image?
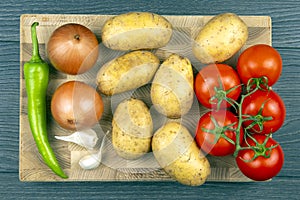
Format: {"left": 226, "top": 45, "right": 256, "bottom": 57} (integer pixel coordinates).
{"left": 209, "top": 77, "right": 240, "bottom": 110}
{"left": 242, "top": 99, "right": 273, "bottom": 133}
{"left": 238, "top": 133, "right": 279, "bottom": 163}
{"left": 246, "top": 76, "right": 270, "bottom": 92}
{"left": 201, "top": 114, "right": 236, "bottom": 145}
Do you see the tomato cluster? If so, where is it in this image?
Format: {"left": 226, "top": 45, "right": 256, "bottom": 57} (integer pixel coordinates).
{"left": 194, "top": 44, "right": 285, "bottom": 181}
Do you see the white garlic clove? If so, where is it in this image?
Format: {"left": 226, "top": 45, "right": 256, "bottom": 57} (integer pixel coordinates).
{"left": 55, "top": 129, "right": 98, "bottom": 150}
{"left": 79, "top": 153, "right": 101, "bottom": 170}
{"left": 79, "top": 132, "right": 108, "bottom": 170}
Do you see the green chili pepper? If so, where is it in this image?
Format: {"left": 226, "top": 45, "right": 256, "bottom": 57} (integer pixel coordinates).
{"left": 24, "top": 22, "right": 68, "bottom": 179}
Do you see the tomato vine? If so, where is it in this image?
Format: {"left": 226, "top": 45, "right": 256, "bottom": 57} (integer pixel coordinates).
{"left": 197, "top": 76, "right": 282, "bottom": 159}
{"left": 195, "top": 44, "right": 285, "bottom": 181}
{"left": 233, "top": 83, "right": 260, "bottom": 157}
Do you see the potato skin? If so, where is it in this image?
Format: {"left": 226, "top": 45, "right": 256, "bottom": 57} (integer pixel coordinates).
{"left": 112, "top": 98, "right": 153, "bottom": 160}
{"left": 96, "top": 50, "right": 160, "bottom": 96}
{"left": 151, "top": 54, "right": 194, "bottom": 119}
{"left": 102, "top": 12, "right": 173, "bottom": 51}
{"left": 152, "top": 122, "right": 210, "bottom": 186}
{"left": 193, "top": 13, "right": 248, "bottom": 64}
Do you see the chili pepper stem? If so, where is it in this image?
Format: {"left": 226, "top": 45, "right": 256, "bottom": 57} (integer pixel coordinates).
{"left": 30, "top": 22, "right": 42, "bottom": 62}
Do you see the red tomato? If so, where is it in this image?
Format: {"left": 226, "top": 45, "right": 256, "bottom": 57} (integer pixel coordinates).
{"left": 242, "top": 90, "right": 285, "bottom": 134}
{"left": 236, "top": 134, "right": 284, "bottom": 181}
{"left": 195, "top": 110, "right": 244, "bottom": 156}
{"left": 194, "top": 64, "right": 241, "bottom": 109}
{"left": 237, "top": 44, "right": 282, "bottom": 87}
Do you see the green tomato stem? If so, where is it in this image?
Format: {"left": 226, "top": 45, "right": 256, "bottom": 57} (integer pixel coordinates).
{"left": 233, "top": 87, "right": 258, "bottom": 157}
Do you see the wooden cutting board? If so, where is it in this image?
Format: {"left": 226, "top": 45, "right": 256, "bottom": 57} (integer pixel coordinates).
{"left": 19, "top": 14, "right": 271, "bottom": 182}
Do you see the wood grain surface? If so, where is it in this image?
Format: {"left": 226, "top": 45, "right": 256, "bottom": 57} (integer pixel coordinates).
{"left": 1, "top": 0, "right": 300, "bottom": 199}
{"left": 19, "top": 14, "right": 271, "bottom": 182}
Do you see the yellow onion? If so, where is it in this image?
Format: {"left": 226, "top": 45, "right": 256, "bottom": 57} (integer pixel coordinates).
{"left": 51, "top": 81, "right": 104, "bottom": 130}
{"left": 47, "top": 23, "right": 99, "bottom": 75}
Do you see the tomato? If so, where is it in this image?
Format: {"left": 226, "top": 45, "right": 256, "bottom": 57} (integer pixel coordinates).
{"left": 236, "top": 134, "right": 284, "bottom": 181}
{"left": 194, "top": 64, "right": 241, "bottom": 109}
{"left": 237, "top": 44, "right": 282, "bottom": 87}
{"left": 242, "top": 90, "right": 285, "bottom": 134}
{"left": 195, "top": 110, "right": 244, "bottom": 156}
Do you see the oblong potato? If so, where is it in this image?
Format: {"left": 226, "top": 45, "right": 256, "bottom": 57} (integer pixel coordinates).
{"left": 96, "top": 50, "right": 160, "bottom": 96}
{"left": 193, "top": 13, "right": 248, "bottom": 64}
{"left": 152, "top": 122, "right": 210, "bottom": 186}
{"left": 151, "top": 54, "right": 194, "bottom": 119}
{"left": 112, "top": 98, "right": 153, "bottom": 160}
{"left": 102, "top": 12, "right": 173, "bottom": 51}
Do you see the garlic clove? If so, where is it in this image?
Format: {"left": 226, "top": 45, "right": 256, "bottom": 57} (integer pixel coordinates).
{"left": 55, "top": 129, "right": 98, "bottom": 150}
{"left": 79, "top": 132, "right": 108, "bottom": 170}
{"left": 79, "top": 153, "right": 101, "bottom": 170}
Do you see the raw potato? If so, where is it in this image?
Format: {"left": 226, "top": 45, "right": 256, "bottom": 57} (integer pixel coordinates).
{"left": 152, "top": 122, "right": 210, "bottom": 186}
{"left": 112, "top": 98, "right": 153, "bottom": 160}
{"left": 151, "top": 54, "right": 194, "bottom": 119}
{"left": 193, "top": 13, "right": 248, "bottom": 64}
{"left": 96, "top": 50, "right": 160, "bottom": 96}
{"left": 102, "top": 12, "right": 173, "bottom": 51}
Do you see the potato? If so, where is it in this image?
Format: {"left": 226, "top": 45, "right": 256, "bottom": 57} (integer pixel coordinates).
{"left": 151, "top": 54, "right": 193, "bottom": 119}
{"left": 102, "top": 12, "right": 173, "bottom": 51}
{"left": 96, "top": 50, "right": 160, "bottom": 96}
{"left": 112, "top": 98, "right": 153, "bottom": 160}
{"left": 152, "top": 122, "right": 210, "bottom": 186}
{"left": 192, "top": 13, "right": 248, "bottom": 64}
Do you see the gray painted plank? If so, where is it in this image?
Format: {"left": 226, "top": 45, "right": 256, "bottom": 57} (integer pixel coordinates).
{"left": 0, "top": 41, "right": 20, "bottom": 173}
{"left": 0, "top": 1, "right": 299, "bottom": 48}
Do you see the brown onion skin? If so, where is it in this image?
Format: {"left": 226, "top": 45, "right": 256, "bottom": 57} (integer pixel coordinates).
{"left": 51, "top": 81, "right": 104, "bottom": 130}
{"left": 47, "top": 23, "right": 99, "bottom": 75}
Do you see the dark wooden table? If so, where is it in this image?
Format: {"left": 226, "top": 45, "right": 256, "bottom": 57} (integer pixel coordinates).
{"left": 1, "top": 0, "right": 299, "bottom": 199}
